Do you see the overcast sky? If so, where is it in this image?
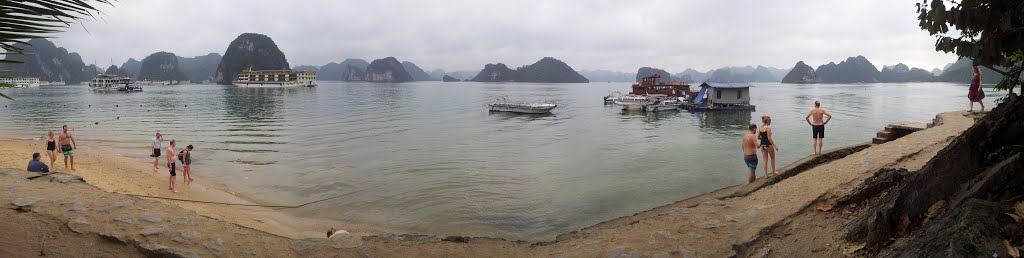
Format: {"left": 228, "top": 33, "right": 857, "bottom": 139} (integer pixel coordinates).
{"left": 52, "top": 0, "right": 956, "bottom": 73}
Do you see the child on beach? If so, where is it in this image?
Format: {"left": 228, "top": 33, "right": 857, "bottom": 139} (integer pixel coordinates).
{"left": 166, "top": 139, "right": 179, "bottom": 193}
{"left": 178, "top": 145, "right": 194, "bottom": 185}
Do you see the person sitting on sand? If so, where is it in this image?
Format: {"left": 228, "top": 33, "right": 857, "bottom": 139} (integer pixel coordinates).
{"left": 804, "top": 101, "right": 832, "bottom": 156}
{"left": 27, "top": 153, "right": 50, "bottom": 173}
{"left": 759, "top": 115, "right": 779, "bottom": 177}
{"left": 179, "top": 145, "right": 194, "bottom": 185}
{"left": 166, "top": 139, "right": 179, "bottom": 193}
{"left": 58, "top": 125, "right": 77, "bottom": 170}
{"left": 743, "top": 123, "right": 759, "bottom": 183}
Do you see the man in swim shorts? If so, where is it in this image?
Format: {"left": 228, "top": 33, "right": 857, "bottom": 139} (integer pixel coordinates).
{"left": 166, "top": 139, "right": 179, "bottom": 193}
{"left": 804, "top": 101, "right": 833, "bottom": 156}
{"left": 742, "top": 123, "right": 759, "bottom": 183}
{"left": 58, "top": 125, "right": 77, "bottom": 170}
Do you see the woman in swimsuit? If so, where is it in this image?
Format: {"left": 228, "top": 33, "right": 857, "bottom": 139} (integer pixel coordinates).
{"left": 759, "top": 115, "right": 779, "bottom": 177}
{"left": 44, "top": 131, "right": 57, "bottom": 168}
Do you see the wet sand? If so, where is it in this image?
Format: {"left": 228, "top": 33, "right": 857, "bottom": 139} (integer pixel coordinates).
{"left": 0, "top": 111, "right": 978, "bottom": 257}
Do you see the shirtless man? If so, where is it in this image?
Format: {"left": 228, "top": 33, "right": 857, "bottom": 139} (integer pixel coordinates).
{"left": 804, "top": 101, "right": 833, "bottom": 156}
{"left": 742, "top": 123, "right": 759, "bottom": 183}
{"left": 58, "top": 125, "right": 77, "bottom": 170}
{"left": 166, "top": 139, "right": 179, "bottom": 193}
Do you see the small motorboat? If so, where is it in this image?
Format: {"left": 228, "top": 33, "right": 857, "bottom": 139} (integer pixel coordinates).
{"left": 489, "top": 97, "right": 557, "bottom": 114}
{"left": 603, "top": 91, "right": 625, "bottom": 104}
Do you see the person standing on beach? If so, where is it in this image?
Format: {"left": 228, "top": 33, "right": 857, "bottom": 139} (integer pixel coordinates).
{"left": 743, "top": 123, "right": 759, "bottom": 183}
{"left": 166, "top": 139, "right": 179, "bottom": 193}
{"left": 151, "top": 132, "right": 162, "bottom": 172}
{"left": 968, "top": 65, "right": 986, "bottom": 112}
{"left": 179, "top": 145, "right": 194, "bottom": 185}
{"left": 44, "top": 131, "right": 57, "bottom": 168}
{"left": 759, "top": 116, "right": 779, "bottom": 177}
{"left": 58, "top": 125, "right": 77, "bottom": 170}
{"left": 805, "top": 101, "right": 832, "bottom": 156}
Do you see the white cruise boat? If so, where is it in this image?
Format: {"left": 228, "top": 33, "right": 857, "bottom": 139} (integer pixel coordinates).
{"left": 0, "top": 77, "right": 40, "bottom": 88}
{"left": 233, "top": 69, "right": 317, "bottom": 87}
{"left": 488, "top": 97, "right": 557, "bottom": 114}
{"left": 89, "top": 74, "right": 142, "bottom": 92}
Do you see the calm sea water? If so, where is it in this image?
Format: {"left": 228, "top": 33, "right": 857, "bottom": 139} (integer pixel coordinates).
{"left": 0, "top": 81, "right": 999, "bottom": 241}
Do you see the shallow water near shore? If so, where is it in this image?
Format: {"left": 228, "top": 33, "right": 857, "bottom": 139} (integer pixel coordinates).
{"left": 0, "top": 81, "right": 999, "bottom": 241}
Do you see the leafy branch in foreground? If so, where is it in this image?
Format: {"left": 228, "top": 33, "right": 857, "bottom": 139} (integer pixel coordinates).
{"left": 916, "top": 0, "right": 1024, "bottom": 94}
{"left": 0, "top": 0, "right": 113, "bottom": 100}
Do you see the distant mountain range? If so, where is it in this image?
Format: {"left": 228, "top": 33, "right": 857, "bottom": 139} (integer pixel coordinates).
{"left": 781, "top": 56, "right": 1016, "bottom": 84}
{"left": 0, "top": 38, "right": 100, "bottom": 84}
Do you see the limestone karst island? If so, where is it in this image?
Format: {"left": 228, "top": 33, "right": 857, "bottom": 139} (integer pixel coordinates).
{"left": 1, "top": 1, "right": 1022, "bottom": 257}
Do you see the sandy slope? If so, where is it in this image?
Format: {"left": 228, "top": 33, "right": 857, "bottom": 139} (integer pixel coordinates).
{"left": 0, "top": 111, "right": 976, "bottom": 257}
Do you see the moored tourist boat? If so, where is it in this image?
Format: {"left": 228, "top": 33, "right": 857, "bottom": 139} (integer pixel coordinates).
{"left": 631, "top": 73, "right": 691, "bottom": 98}
{"left": 233, "top": 68, "right": 317, "bottom": 87}
{"left": 88, "top": 74, "right": 142, "bottom": 92}
{"left": 489, "top": 97, "right": 557, "bottom": 114}
{"left": 681, "top": 82, "right": 756, "bottom": 112}
{"left": 0, "top": 77, "right": 41, "bottom": 88}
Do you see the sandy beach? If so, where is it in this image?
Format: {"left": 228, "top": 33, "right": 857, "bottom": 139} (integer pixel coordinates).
{"left": 0, "top": 111, "right": 979, "bottom": 257}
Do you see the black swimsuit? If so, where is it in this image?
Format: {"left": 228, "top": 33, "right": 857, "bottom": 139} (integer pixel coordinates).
{"left": 759, "top": 129, "right": 772, "bottom": 148}
{"left": 46, "top": 139, "right": 56, "bottom": 151}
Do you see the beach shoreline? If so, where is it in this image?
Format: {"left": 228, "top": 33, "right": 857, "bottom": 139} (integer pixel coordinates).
{"left": 0, "top": 110, "right": 981, "bottom": 257}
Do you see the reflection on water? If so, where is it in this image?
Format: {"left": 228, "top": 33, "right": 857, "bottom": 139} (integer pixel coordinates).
{"left": 0, "top": 82, "right": 1001, "bottom": 242}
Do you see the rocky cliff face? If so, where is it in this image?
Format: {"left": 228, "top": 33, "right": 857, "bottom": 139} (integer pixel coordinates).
{"left": 105, "top": 65, "right": 121, "bottom": 75}
{"left": 120, "top": 58, "right": 142, "bottom": 78}
{"left": 139, "top": 52, "right": 188, "bottom": 81}
{"left": 0, "top": 38, "right": 94, "bottom": 83}
{"left": 937, "top": 58, "right": 1006, "bottom": 84}
{"left": 514, "top": 57, "right": 589, "bottom": 83}
{"left": 471, "top": 63, "right": 517, "bottom": 82}
{"left": 178, "top": 53, "right": 221, "bottom": 83}
{"left": 360, "top": 57, "right": 414, "bottom": 82}
{"left": 401, "top": 61, "right": 435, "bottom": 81}
{"left": 781, "top": 61, "right": 820, "bottom": 83}
{"left": 815, "top": 56, "right": 880, "bottom": 83}
{"left": 635, "top": 67, "right": 674, "bottom": 82}
{"left": 214, "top": 33, "right": 290, "bottom": 83}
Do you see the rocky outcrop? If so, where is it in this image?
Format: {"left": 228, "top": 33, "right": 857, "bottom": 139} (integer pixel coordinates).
{"left": 214, "top": 33, "right": 290, "bottom": 84}
{"left": 781, "top": 61, "right": 820, "bottom": 83}
{"left": 515, "top": 57, "right": 588, "bottom": 83}
{"left": 815, "top": 56, "right": 880, "bottom": 83}
{"left": 319, "top": 58, "right": 369, "bottom": 81}
{"left": 139, "top": 52, "right": 188, "bottom": 81}
{"left": 120, "top": 58, "right": 142, "bottom": 78}
{"left": 177, "top": 53, "right": 221, "bottom": 83}
{"left": 937, "top": 58, "right": 1006, "bottom": 84}
{"left": 360, "top": 57, "right": 414, "bottom": 82}
{"left": 471, "top": 63, "right": 516, "bottom": 82}
{"left": 470, "top": 58, "right": 588, "bottom": 83}
{"left": 401, "top": 61, "right": 435, "bottom": 81}
{"left": 105, "top": 65, "right": 121, "bottom": 75}
{"left": 878, "top": 63, "right": 936, "bottom": 82}
{"left": 442, "top": 75, "right": 460, "bottom": 82}
{"left": 636, "top": 67, "right": 673, "bottom": 82}
{"left": 0, "top": 38, "right": 94, "bottom": 84}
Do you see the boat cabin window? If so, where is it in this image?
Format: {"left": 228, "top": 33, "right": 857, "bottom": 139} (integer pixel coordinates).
{"left": 737, "top": 89, "right": 743, "bottom": 99}
{"left": 716, "top": 89, "right": 721, "bottom": 99}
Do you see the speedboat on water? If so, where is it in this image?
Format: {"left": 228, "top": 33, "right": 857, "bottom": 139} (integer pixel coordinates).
{"left": 489, "top": 97, "right": 557, "bottom": 114}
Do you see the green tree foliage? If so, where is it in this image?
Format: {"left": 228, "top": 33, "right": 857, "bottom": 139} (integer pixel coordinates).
{"left": 916, "top": 0, "right": 1024, "bottom": 94}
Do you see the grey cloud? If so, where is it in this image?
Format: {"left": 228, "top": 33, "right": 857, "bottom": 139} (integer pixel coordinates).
{"left": 53, "top": 0, "right": 955, "bottom": 73}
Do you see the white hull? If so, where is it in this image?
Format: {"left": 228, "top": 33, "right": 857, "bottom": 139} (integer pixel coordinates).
{"left": 233, "top": 80, "right": 316, "bottom": 88}
{"left": 489, "top": 105, "right": 556, "bottom": 114}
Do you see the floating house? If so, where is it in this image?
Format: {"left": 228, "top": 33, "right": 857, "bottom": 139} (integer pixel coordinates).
{"left": 683, "top": 82, "right": 756, "bottom": 111}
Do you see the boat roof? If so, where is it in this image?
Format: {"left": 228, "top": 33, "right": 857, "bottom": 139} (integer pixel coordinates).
{"left": 700, "top": 82, "right": 754, "bottom": 88}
